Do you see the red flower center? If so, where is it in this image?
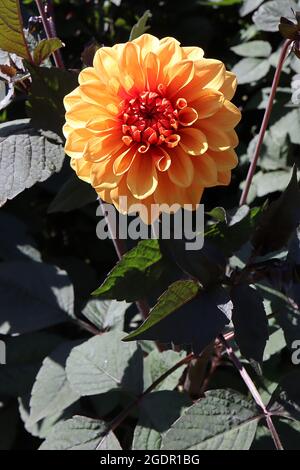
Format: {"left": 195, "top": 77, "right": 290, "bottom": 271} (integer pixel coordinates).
{"left": 120, "top": 90, "right": 184, "bottom": 149}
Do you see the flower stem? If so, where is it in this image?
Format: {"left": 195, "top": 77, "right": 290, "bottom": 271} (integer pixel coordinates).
{"left": 35, "top": 0, "right": 64, "bottom": 69}
{"left": 219, "top": 334, "right": 283, "bottom": 450}
{"left": 96, "top": 352, "right": 195, "bottom": 449}
{"left": 98, "top": 199, "right": 150, "bottom": 320}
{"left": 239, "top": 39, "right": 292, "bottom": 206}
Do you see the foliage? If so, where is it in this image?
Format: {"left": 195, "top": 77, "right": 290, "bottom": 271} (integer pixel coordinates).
{"left": 0, "top": 0, "right": 300, "bottom": 451}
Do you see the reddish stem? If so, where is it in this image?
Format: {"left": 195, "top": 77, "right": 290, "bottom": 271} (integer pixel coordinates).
{"left": 239, "top": 39, "right": 292, "bottom": 206}
{"left": 35, "top": 0, "right": 64, "bottom": 68}
{"left": 219, "top": 334, "right": 283, "bottom": 450}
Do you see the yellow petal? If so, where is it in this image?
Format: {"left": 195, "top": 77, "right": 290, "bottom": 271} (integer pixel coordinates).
{"left": 220, "top": 71, "right": 237, "bottom": 100}
{"left": 166, "top": 60, "right": 194, "bottom": 98}
{"left": 208, "top": 149, "right": 238, "bottom": 171}
{"left": 190, "top": 90, "right": 224, "bottom": 119}
{"left": 113, "top": 145, "right": 138, "bottom": 175}
{"left": 179, "top": 127, "right": 208, "bottom": 155}
{"left": 91, "top": 157, "right": 121, "bottom": 190}
{"left": 83, "top": 132, "right": 123, "bottom": 162}
{"left": 132, "top": 34, "right": 160, "bottom": 59}
{"left": 127, "top": 155, "right": 158, "bottom": 199}
{"left": 65, "top": 127, "right": 94, "bottom": 159}
{"left": 78, "top": 67, "right": 100, "bottom": 85}
{"left": 152, "top": 146, "right": 171, "bottom": 172}
{"left": 70, "top": 157, "right": 92, "bottom": 182}
{"left": 64, "top": 87, "right": 81, "bottom": 112}
{"left": 168, "top": 146, "right": 194, "bottom": 187}
{"left": 144, "top": 52, "right": 161, "bottom": 90}
{"left": 198, "top": 122, "right": 238, "bottom": 151}
{"left": 178, "top": 107, "right": 198, "bottom": 126}
{"left": 205, "top": 99, "right": 241, "bottom": 129}
{"left": 182, "top": 46, "right": 204, "bottom": 61}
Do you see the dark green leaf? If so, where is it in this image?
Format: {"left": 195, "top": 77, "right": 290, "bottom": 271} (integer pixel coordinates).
{"left": 0, "top": 261, "right": 73, "bottom": 334}
{"left": 39, "top": 416, "right": 118, "bottom": 450}
{"left": 129, "top": 10, "right": 152, "bottom": 40}
{"left": 48, "top": 174, "right": 97, "bottom": 213}
{"left": 252, "top": 167, "right": 300, "bottom": 255}
{"left": 268, "top": 371, "right": 300, "bottom": 420}
{"left": 0, "top": 119, "right": 65, "bottom": 206}
{"left": 0, "top": 0, "right": 32, "bottom": 60}
{"left": 93, "top": 239, "right": 169, "bottom": 302}
{"left": 29, "top": 341, "right": 81, "bottom": 425}
{"left": 124, "top": 286, "right": 232, "bottom": 355}
{"left": 66, "top": 330, "right": 143, "bottom": 396}
{"left": 231, "top": 284, "right": 269, "bottom": 363}
{"left": 162, "top": 389, "right": 259, "bottom": 450}
{"left": 27, "top": 65, "right": 78, "bottom": 136}
{"left": 133, "top": 391, "right": 192, "bottom": 450}
{"left": 33, "top": 38, "right": 63, "bottom": 65}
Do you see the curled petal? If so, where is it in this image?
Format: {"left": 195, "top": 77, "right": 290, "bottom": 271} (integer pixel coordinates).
{"left": 178, "top": 106, "right": 198, "bottom": 126}
{"left": 152, "top": 147, "right": 171, "bottom": 172}
{"left": 113, "top": 145, "right": 138, "bottom": 175}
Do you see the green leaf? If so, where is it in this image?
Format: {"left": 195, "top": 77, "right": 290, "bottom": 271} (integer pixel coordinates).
{"left": 143, "top": 350, "right": 186, "bottom": 392}
{"left": 162, "top": 389, "right": 259, "bottom": 450}
{"left": 231, "top": 40, "right": 272, "bottom": 58}
{"left": 231, "top": 284, "right": 269, "bottom": 363}
{"left": 124, "top": 280, "right": 200, "bottom": 341}
{"left": 268, "top": 371, "right": 300, "bottom": 420}
{"left": 129, "top": 10, "right": 152, "bottom": 40}
{"left": 232, "top": 57, "right": 270, "bottom": 84}
{"left": 252, "top": 166, "right": 300, "bottom": 255}
{"left": 29, "top": 341, "right": 81, "bottom": 425}
{"left": 92, "top": 239, "right": 169, "bottom": 302}
{"left": 0, "top": 261, "right": 74, "bottom": 334}
{"left": 39, "top": 416, "right": 119, "bottom": 450}
{"left": 66, "top": 330, "right": 143, "bottom": 396}
{"left": 0, "top": 212, "right": 41, "bottom": 262}
{"left": 33, "top": 38, "right": 63, "bottom": 65}
{"left": 82, "top": 299, "right": 129, "bottom": 330}
{"left": 0, "top": 332, "right": 63, "bottom": 397}
{"left": 240, "top": 0, "right": 264, "bottom": 17}
{"left": 0, "top": 0, "right": 32, "bottom": 60}
{"left": 26, "top": 65, "right": 79, "bottom": 136}
{"left": 160, "top": 237, "right": 227, "bottom": 286}
{"left": 253, "top": 0, "right": 298, "bottom": 32}
{"left": 133, "top": 391, "right": 192, "bottom": 450}
{"left": 48, "top": 174, "right": 97, "bottom": 213}
{"left": 124, "top": 286, "right": 232, "bottom": 355}
{"left": 0, "top": 119, "right": 65, "bottom": 206}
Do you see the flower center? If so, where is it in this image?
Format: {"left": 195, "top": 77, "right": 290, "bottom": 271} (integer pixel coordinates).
{"left": 120, "top": 91, "right": 182, "bottom": 150}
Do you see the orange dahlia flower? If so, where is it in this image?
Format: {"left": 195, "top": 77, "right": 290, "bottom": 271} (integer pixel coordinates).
{"left": 63, "top": 34, "right": 241, "bottom": 220}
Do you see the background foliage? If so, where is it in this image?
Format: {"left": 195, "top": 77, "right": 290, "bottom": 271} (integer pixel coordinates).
{"left": 1, "top": 0, "right": 300, "bottom": 450}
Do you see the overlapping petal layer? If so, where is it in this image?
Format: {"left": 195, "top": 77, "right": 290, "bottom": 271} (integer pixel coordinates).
{"left": 64, "top": 34, "right": 241, "bottom": 221}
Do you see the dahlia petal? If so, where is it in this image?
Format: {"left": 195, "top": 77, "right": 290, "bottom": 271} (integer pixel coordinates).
{"left": 97, "top": 188, "right": 113, "bottom": 204}
{"left": 152, "top": 147, "right": 171, "bottom": 172}
{"left": 184, "top": 180, "right": 204, "bottom": 207}
{"left": 179, "top": 127, "right": 208, "bottom": 155}
{"left": 132, "top": 34, "right": 160, "bottom": 59}
{"left": 193, "top": 154, "right": 218, "bottom": 187}
{"left": 70, "top": 157, "right": 92, "bottom": 182}
{"left": 178, "top": 106, "right": 198, "bottom": 126}
{"left": 110, "top": 176, "right": 137, "bottom": 212}
{"left": 181, "top": 60, "right": 226, "bottom": 102}
{"left": 198, "top": 122, "right": 238, "bottom": 151}
{"left": 144, "top": 52, "right": 161, "bottom": 90}
{"left": 208, "top": 149, "right": 238, "bottom": 171}
{"left": 79, "top": 80, "right": 120, "bottom": 109}
{"left": 78, "top": 67, "right": 100, "bottom": 85}
{"left": 65, "top": 100, "right": 108, "bottom": 128}
{"left": 168, "top": 146, "right": 194, "bottom": 188}
{"left": 93, "top": 47, "right": 120, "bottom": 83}
{"left": 204, "top": 99, "right": 241, "bottom": 129}
{"left": 113, "top": 145, "right": 138, "bottom": 176}
{"left": 153, "top": 172, "right": 186, "bottom": 207}
{"left": 157, "top": 37, "right": 183, "bottom": 69}
{"left": 220, "top": 71, "right": 237, "bottom": 100}
{"left": 217, "top": 170, "right": 231, "bottom": 186}
{"left": 85, "top": 116, "right": 120, "bottom": 132}
{"left": 190, "top": 90, "right": 224, "bottom": 119}
{"left": 120, "top": 43, "right": 145, "bottom": 92}
{"left": 64, "top": 87, "right": 81, "bottom": 112}
{"left": 91, "top": 157, "right": 121, "bottom": 190}
{"left": 182, "top": 46, "right": 204, "bottom": 61}
{"left": 166, "top": 60, "right": 194, "bottom": 98}
{"left": 127, "top": 155, "right": 158, "bottom": 199}
{"left": 83, "top": 132, "right": 124, "bottom": 162}
{"left": 65, "top": 127, "right": 94, "bottom": 159}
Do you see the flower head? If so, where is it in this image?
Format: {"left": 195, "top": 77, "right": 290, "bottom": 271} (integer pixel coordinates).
{"left": 63, "top": 34, "right": 241, "bottom": 221}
